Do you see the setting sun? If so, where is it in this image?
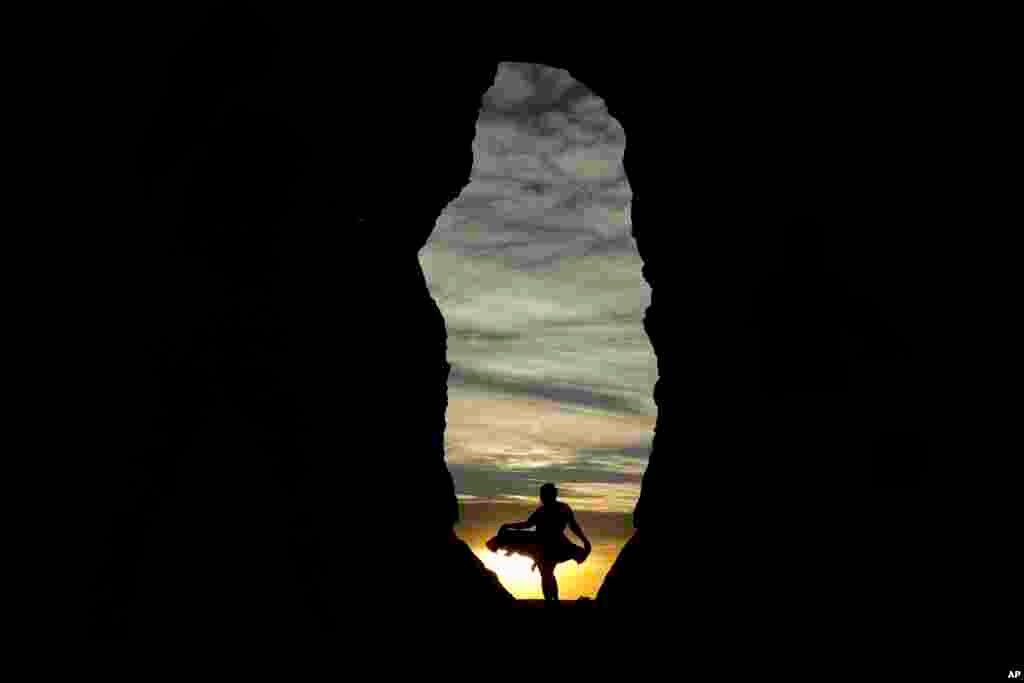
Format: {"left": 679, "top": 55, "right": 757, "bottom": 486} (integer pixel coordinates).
{"left": 474, "top": 544, "right": 614, "bottom": 600}
{"left": 481, "top": 549, "right": 538, "bottom": 594}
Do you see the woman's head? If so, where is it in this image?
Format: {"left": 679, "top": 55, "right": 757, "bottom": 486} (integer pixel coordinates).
{"left": 540, "top": 483, "right": 558, "bottom": 504}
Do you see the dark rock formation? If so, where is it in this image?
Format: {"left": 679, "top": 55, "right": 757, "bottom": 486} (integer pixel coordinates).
{"left": 62, "top": 6, "right": 1017, "bottom": 651}
{"left": 580, "top": 43, "right": 1019, "bottom": 649}
{"left": 71, "top": 9, "right": 516, "bottom": 635}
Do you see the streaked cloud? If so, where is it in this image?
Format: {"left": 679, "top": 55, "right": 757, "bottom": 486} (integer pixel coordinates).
{"left": 419, "top": 61, "right": 655, "bottom": 549}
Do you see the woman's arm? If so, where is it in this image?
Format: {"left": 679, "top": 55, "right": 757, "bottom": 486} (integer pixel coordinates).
{"left": 567, "top": 510, "right": 591, "bottom": 550}
{"left": 500, "top": 510, "right": 537, "bottom": 532}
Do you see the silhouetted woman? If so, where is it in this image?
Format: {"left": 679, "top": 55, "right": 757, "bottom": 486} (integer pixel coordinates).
{"left": 486, "top": 483, "right": 592, "bottom": 603}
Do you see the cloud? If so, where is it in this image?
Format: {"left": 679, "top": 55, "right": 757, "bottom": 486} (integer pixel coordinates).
{"left": 443, "top": 396, "right": 652, "bottom": 515}
{"left": 444, "top": 397, "right": 654, "bottom": 457}
{"left": 420, "top": 62, "right": 655, "bottom": 516}
{"left": 455, "top": 500, "right": 634, "bottom": 545}
{"left": 554, "top": 482, "right": 643, "bottom": 514}
{"left": 447, "top": 366, "right": 649, "bottom": 417}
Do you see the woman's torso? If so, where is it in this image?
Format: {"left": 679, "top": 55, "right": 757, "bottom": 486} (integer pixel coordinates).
{"left": 534, "top": 503, "right": 570, "bottom": 541}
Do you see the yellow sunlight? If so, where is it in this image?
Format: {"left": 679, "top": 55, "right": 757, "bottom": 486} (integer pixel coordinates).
{"left": 474, "top": 545, "right": 614, "bottom": 600}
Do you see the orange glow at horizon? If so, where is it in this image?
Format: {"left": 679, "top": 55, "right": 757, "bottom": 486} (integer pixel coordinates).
{"left": 473, "top": 544, "right": 616, "bottom": 600}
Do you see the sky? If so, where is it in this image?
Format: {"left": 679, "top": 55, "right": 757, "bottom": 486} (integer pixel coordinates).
{"left": 418, "top": 62, "right": 656, "bottom": 599}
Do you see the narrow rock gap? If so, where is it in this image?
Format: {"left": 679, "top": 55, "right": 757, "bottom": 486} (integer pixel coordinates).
{"left": 419, "top": 62, "right": 657, "bottom": 601}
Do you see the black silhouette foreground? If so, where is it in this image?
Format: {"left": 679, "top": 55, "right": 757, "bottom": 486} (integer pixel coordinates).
{"left": 486, "top": 484, "right": 592, "bottom": 603}
{"left": 70, "top": 9, "right": 1023, "bottom": 658}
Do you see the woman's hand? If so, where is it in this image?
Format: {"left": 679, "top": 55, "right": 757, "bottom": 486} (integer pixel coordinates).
{"left": 577, "top": 545, "right": 591, "bottom": 564}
